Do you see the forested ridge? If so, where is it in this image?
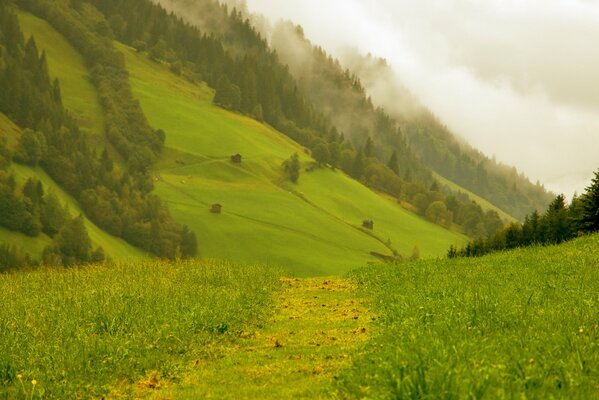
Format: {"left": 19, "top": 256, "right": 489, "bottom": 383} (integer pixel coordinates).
{"left": 0, "top": 2, "right": 197, "bottom": 264}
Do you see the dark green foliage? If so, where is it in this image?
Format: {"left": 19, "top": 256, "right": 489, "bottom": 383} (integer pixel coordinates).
{"left": 180, "top": 225, "right": 198, "bottom": 258}
{"left": 387, "top": 150, "right": 399, "bottom": 175}
{"left": 214, "top": 75, "right": 241, "bottom": 110}
{"left": 454, "top": 170, "right": 599, "bottom": 258}
{"left": 53, "top": 215, "right": 92, "bottom": 266}
{"left": 581, "top": 169, "right": 599, "bottom": 232}
{"left": 0, "top": 137, "right": 11, "bottom": 168}
{"left": 0, "top": 171, "right": 40, "bottom": 236}
{"left": 0, "top": 243, "right": 34, "bottom": 272}
{"left": 0, "top": 173, "right": 99, "bottom": 268}
{"left": 90, "top": 246, "right": 106, "bottom": 263}
{"left": 40, "top": 192, "right": 69, "bottom": 237}
{"left": 312, "top": 142, "right": 330, "bottom": 166}
{"left": 283, "top": 152, "right": 300, "bottom": 183}
{"left": 14, "top": 128, "right": 46, "bottom": 165}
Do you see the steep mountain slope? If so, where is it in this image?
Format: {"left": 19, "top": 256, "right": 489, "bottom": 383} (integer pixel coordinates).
{"left": 18, "top": 11, "right": 104, "bottom": 139}
{"left": 264, "top": 22, "right": 553, "bottom": 220}
{"left": 118, "top": 42, "right": 467, "bottom": 275}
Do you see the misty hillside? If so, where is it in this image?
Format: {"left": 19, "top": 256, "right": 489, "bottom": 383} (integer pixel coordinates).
{"left": 154, "top": 0, "right": 553, "bottom": 222}
{"left": 266, "top": 21, "right": 554, "bottom": 221}
{"left": 0, "top": 0, "right": 553, "bottom": 270}
{"left": 1, "top": 0, "right": 469, "bottom": 273}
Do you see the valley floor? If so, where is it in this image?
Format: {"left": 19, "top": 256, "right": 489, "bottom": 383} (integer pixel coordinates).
{"left": 127, "top": 277, "right": 373, "bottom": 399}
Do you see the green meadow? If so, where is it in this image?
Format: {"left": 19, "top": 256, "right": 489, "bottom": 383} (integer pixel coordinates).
{"left": 0, "top": 260, "right": 281, "bottom": 399}
{"left": 118, "top": 42, "right": 468, "bottom": 276}
{"left": 338, "top": 233, "right": 599, "bottom": 399}
{"left": 2, "top": 235, "right": 597, "bottom": 399}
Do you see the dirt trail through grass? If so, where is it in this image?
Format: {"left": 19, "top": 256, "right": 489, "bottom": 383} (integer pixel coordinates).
{"left": 140, "top": 277, "right": 373, "bottom": 399}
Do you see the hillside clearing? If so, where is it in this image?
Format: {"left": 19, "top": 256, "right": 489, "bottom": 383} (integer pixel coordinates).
{"left": 117, "top": 41, "right": 467, "bottom": 275}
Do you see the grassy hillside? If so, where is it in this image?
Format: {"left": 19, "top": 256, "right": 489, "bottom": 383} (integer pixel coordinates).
{"left": 339, "top": 234, "right": 599, "bottom": 398}
{"left": 17, "top": 11, "right": 104, "bottom": 139}
{"left": 9, "top": 10, "right": 467, "bottom": 274}
{"left": 117, "top": 42, "right": 468, "bottom": 275}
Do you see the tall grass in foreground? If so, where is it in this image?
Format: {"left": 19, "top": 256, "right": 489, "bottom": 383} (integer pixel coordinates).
{"left": 339, "top": 234, "right": 599, "bottom": 399}
{"left": 0, "top": 260, "right": 281, "bottom": 399}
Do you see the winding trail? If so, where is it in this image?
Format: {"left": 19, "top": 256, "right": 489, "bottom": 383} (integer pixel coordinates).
{"left": 140, "top": 277, "right": 373, "bottom": 399}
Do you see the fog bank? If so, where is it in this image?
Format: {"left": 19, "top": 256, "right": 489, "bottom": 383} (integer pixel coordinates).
{"left": 245, "top": 0, "right": 599, "bottom": 197}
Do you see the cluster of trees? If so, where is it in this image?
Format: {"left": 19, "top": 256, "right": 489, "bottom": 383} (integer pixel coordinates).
{"left": 0, "top": 243, "right": 34, "bottom": 271}
{"left": 450, "top": 169, "right": 599, "bottom": 258}
{"left": 1, "top": 2, "right": 196, "bottom": 259}
{"left": 283, "top": 153, "right": 300, "bottom": 183}
{"left": 0, "top": 171, "right": 103, "bottom": 270}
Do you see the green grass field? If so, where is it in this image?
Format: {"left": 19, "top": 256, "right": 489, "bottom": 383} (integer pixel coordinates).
{"left": 338, "top": 234, "right": 599, "bottom": 398}
{"left": 0, "top": 260, "right": 281, "bottom": 399}
{"left": 117, "top": 42, "right": 468, "bottom": 276}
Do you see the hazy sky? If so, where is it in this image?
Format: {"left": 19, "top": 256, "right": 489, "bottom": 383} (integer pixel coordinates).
{"left": 245, "top": 0, "right": 599, "bottom": 197}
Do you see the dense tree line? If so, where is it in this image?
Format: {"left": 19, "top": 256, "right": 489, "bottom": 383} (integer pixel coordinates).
{"left": 1, "top": 3, "right": 196, "bottom": 258}
{"left": 449, "top": 169, "right": 599, "bottom": 258}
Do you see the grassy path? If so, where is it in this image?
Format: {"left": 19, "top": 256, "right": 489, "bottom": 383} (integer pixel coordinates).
{"left": 138, "top": 277, "right": 373, "bottom": 399}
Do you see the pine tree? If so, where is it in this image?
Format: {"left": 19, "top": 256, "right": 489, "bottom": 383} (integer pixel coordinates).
{"left": 283, "top": 153, "right": 301, "bottom": 183}
{"left": 352, "top": 150, "right": 365, "bottom": 179}
{"left": 40, "top": 192, "right": 69, "bottom": 237}
{"left": 581, "top": 169, "right": 599, "bottom": 232}
{"left": 312, "top": 143, "right": 330, "bottom": 166}
{"left": 364, "top": 136, "right": 375, "bottom": 158}
{"left": 546, "top": 194, "right": 570, "bottom": 243}
{"left": 387, "top": 150, "right": 399, "bottom": 175}
{"left": 56, "top": 215, "right": 92, "bottom": 265}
